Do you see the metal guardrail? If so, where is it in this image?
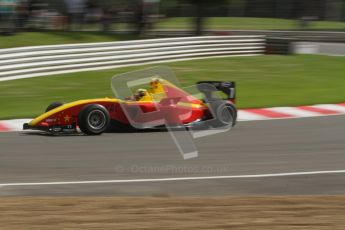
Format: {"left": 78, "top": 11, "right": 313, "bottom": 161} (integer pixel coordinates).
{"left": 154, "top": 30, "right": 345, "bottom": 43}
{"left": 0, "top": 36, "right": 265, "bottom": 81}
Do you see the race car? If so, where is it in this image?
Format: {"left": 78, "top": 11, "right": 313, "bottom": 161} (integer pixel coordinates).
{"left": 23, "top": 78, "right": 237, "bottom": 135}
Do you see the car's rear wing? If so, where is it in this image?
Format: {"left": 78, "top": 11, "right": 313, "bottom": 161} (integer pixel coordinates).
{"left": 196, "top": 81, "right": 236, "bottom": 104}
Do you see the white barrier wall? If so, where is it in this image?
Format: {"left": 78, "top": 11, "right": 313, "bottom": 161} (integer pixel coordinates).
{"left": 0, "top": 36, "right": 265, "bottom": 82}
{"left": 293, "top": 42, "right": 345, "bottom": 56}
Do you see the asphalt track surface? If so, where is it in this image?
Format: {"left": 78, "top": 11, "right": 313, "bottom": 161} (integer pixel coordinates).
{"left": 0, "top": 115, "right": 344, "bottom": 196}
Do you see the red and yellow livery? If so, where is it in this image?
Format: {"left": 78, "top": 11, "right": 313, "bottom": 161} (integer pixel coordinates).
{"left": 23, "top": 78, "right": 237, "bottom": 135}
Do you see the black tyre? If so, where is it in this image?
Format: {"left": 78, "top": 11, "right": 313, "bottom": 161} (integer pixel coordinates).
{"left": 209, "top": 100, "right": 237, "bottom": 128}
{"left": 78, "top": 104, "right": 110, "bottom": 135}
{"left": 225, "top": 103, "right": 237, "bottom": 126}
{"left": 45, "top": 102, "right": 64, "bottom": 112}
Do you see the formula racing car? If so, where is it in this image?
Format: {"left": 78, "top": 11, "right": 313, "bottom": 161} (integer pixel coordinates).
{"left": 23, "top": 77, "right": 237, "bottom": 135}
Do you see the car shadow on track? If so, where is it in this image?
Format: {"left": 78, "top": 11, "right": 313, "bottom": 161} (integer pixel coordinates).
{"left": 21, "top": 128, "right": 167, "bottom": 137}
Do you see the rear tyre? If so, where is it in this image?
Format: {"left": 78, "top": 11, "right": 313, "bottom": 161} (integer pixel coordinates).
{"left": 78, "top": 104, "right": 110, "bottom": 135}
{"left": 45, "top": 102, "right": 64, "bottom": 112}
{"left": 209, "top": 100, "right": 237, "bottom": 128}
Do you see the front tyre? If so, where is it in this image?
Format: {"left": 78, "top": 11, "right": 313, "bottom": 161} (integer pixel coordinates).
{"left": 78, "top": 104, "right": 110, "bottom": 135}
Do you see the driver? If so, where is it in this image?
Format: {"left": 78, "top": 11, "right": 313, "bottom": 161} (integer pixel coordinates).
{"left": 126, "top": 78, "right": 163, "bottom": 101}
{"left": 133, "top": 88, "right": 148, "bottom": 101}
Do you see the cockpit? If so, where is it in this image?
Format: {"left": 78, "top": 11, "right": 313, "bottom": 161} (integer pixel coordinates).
{"left": 128, "top": 78, "right": 166, "bottom": 102}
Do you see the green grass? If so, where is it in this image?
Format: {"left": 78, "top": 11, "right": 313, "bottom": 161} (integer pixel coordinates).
{"left": 0, "top": 55, "right": 344, "bottom": 119}
{"left": 157, "top": 17, "right": 345, "bottom": 31}
{"left": 0, "top": 31, "right": 137, "bottom": 49}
